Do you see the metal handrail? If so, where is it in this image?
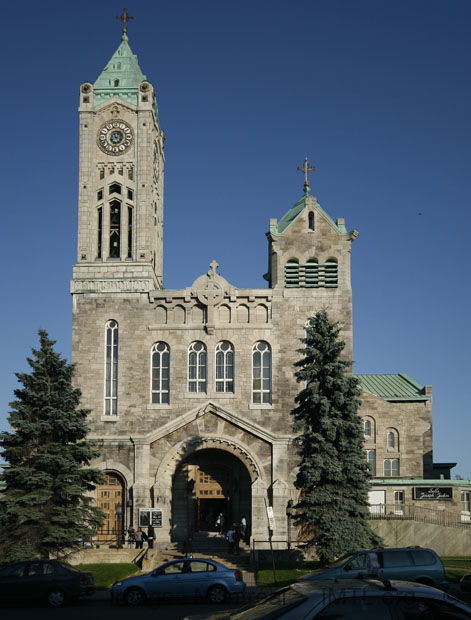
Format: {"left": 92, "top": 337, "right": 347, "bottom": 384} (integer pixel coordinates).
{"left": 368, "top": 504, "right": 471, "bottom": 529}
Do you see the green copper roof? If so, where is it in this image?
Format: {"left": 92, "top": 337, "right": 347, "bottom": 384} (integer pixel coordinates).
{"left": 93, "top": 34, "right": 159, "bottom": 122}
{"left": 357, "top": 374, "right": 429, "bottom": 402}
{"left": 271, "top": 195, "right": 349, "bottom": 235}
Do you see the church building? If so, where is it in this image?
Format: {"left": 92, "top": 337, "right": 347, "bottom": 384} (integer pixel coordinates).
{"left": 71, "top": 19, "right": 468, "bottom": 548}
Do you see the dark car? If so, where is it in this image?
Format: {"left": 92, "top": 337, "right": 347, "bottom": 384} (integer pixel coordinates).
{"left": 185, "top": 579, "right": 471, "bottom": 619}
{"left": 111, "top": 557, "right": 245, "bottom": 606}
{"left": 0, "top": 559, "right": 95, "bottom": 607}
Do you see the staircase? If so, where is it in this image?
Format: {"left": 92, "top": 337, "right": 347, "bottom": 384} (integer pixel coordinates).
{"left": 142, "top": 531, "right": 256, "bottom": 586}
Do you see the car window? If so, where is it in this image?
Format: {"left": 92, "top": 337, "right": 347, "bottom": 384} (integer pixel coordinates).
{"left": 383, "top": 550, "right": 412, "bottom": 568}
{"left": 162, "top": 561, "right": 186, "bottom": 574}
{"left": 188, "top": 561, "right": 212, "bottom": 572}
{"left": 0, "top": 563, "right": 26, "bottom": 577}
{"left": 230, "top": 587, "right": 306, "bottom": 619}
{"left": 396, "top": 597, "right": 471, "bottom": 619}
{"left": 411, "top": 550, "right": 436, "bottom": 566}
{"left": 28, "top": 562, "right": 46, "bottom": 576}
{"left": 346, "top": 553, "right": 367, "bottom": 570}
{"left": 315, "top": 596, "right": 394, "bottom": 618}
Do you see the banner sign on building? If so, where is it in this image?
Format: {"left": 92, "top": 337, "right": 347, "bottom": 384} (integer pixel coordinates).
{"left": 139, "top": 508, "right": 163, "bottom": 527}
{"left": 266, "top": 505, "right": 276, "bottom": 531}
{"left": 413, "top": 487, "right": 453, "bottom": 501}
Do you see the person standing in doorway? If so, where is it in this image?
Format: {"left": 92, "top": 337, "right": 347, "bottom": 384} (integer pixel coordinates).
{"left": 216, "top": 512, "right": 225, "bottom": 534}
{"left": 147, "top": 525, "right": 155, "bottom": 549}
{"left": 226, "top": 525, "right": 236, "bottom": 555}
{"left": 135, "top": 527, "right": 144, "bottom": 549}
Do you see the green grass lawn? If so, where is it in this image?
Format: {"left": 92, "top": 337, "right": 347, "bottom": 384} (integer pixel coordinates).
{"left": 257, "top": 558, "right": 471, "bottom": 588}
{"left": 76, "top": 563, "right": 140, "bottom": 589}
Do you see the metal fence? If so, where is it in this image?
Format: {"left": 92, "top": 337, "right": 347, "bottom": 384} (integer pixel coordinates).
{"left": 368, "top": 504, "right": 471, "bottom": 529}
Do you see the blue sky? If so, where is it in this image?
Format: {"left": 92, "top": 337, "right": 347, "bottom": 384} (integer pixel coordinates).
{"left": 1, "top": 1, "right": 470, "bottom": 476}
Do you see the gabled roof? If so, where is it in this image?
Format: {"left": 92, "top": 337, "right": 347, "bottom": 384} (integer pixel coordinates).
{"left": 270, "top": 195, "right": 350, "bottom": 236}
{"left": 356, "top": 374, "right": 429, "bottom": 402}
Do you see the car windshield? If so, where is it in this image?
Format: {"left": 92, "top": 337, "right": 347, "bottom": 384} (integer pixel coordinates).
{"left": 230, "top": 587, "right": 306, "bottom": 619}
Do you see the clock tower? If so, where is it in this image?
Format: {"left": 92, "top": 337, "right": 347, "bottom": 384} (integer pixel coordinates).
{"left": 72, "top": 19, "right": 164, "bottom": 293}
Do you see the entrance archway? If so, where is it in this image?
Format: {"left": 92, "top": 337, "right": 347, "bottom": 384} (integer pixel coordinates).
{"left": 171, "top": 449, "right": 251, "bottom": 540}
{"left": 96, "top": 471, "right": 126, "bottom": 544}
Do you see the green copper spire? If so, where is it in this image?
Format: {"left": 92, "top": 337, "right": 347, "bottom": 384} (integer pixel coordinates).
{"left": 93, "top": 34, "right": 147, "bottom": 109}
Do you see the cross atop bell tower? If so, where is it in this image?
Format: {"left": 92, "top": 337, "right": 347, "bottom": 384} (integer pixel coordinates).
{"left": 116, "top": 8, "right": 134, "bottom": 35}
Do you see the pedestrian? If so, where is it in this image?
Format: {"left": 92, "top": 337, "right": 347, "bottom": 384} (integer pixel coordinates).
{"left": 183, "top": 535, "right": 193, "bottom": 558}
{"left": 127, "top": 526, "right": 136, "bottom": 549}
{"left": 234, "top": 524, "right": 241, "bottom": 555}
{"left": 240, "top": 516, "right": 247, "bottom": 541}
{"left": 226, "top": 524, "right": 236, "bottom": 555}
{"left": 147, "top": 525, "right": 155, "bottom": 549}
{"left": 135, "top": 527, "right": 145, "bottom": 549}
{"left": 216, "top": 512, "right": 225, "bottom": 534}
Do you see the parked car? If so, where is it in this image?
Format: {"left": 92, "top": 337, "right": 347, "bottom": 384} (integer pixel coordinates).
{"left": 0, "top": 559, "right": 95, "bottom": 607}
{"left": 111, "top": 557, "right": 246, "bottom": 606}
{"left": 299, "top": 546, "right": 448, "bottom": 590}
{"left": 185, "top": 579, "right": 471, "bottom": 619}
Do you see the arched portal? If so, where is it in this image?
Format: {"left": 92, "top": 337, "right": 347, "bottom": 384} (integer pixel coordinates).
{"left": 171, "top": 449, "right": 252, "bottom": 541}
{"left": 96, "top": 470, "right": 126, "bottom": 544}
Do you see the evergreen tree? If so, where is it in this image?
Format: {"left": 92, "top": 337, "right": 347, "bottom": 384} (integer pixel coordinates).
{"left": 292, "top": 310, "right": 381, "bottom": 565}
{"left": 0, "top": 330, "right": 104, "bottom": 562}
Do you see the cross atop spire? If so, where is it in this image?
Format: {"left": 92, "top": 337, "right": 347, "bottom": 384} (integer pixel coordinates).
{"left": 117, "top": 8, "right": 134, "bottom": 35}
{"left": 297, "top": 157, "right": 315, "bottom": 196}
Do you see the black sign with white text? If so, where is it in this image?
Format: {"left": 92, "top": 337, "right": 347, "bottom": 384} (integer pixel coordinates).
{"left": 413, "top": 487, "right": 453, "bottom": 501}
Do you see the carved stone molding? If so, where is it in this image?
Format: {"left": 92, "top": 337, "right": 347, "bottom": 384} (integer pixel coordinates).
{"left": 72, "top": 279, "right": 151, "bottom": 293}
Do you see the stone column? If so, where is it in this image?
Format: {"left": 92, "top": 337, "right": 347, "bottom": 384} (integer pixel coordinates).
{"left": 132, "top": 440, "right": 150, "bottom": 526}
{"left": 251, "top": 478, "right": 269, "bottom": 547}
{"left": 152, "top": 482, "right": 172, "bottom": 546}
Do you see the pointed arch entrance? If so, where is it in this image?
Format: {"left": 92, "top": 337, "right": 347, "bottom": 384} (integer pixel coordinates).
{"left": 171, "top": 448, "right": 251, "bottom": 540}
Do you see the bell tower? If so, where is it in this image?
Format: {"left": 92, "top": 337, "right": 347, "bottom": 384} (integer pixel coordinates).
{"left": 72, "top": 12, "right": 164, "bottom": 294}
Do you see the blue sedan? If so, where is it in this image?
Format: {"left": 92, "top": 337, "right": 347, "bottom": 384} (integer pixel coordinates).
{"left": 111, "top": 558, "right": 246, "bottom": 606}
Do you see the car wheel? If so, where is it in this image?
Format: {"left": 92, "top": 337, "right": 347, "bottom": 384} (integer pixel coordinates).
{"left": 47, "top": 589, "right": 66, "bottom": 608}
{"left": 125, "top": 587, "right": 147, "bottom": 606}
{"left": 415, "top": 578, "right": 434, "bottom": 587}
{"left": 207, "top": 585, "right": 227, "bottom": 603}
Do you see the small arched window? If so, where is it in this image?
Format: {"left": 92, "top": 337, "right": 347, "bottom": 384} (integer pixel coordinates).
{"left": 215, "top": 341, "right": 234, "bottom": 393}
{"left": 109, "top": 183, "right": 122, "bottom": 195}
{"left": 252, "top": 341, "right": 272, "bottom": 404}
{"left": 364, "top": 420, "right": 371, "bottom": 438}
{"left": 104, "top": 320, "right": 118, "bottom": 415}
{"left": 188, "top": 342, "right": 207, "bottom": 393}
{"left": 324, "top": 258, "right": 338, "bottom": 287}
{"left": 387, "top": 432, "right": 395, "bottom": 449}
{"left": 151, "top": 342, "right": 170, "bottom": 404}
{"left": 387, "top": 428, "right": 399, "bottom": 451}
{"left": 114, "top": 79, "right": 120, "bottom": 87}
{"left": 308, "top": 212, "right": 315, "bottom": 230}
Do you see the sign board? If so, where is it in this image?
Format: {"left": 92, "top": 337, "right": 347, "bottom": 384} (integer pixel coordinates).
{"left": 139, "top": 508, "right": 163, "bottom": 527}
{"left": 266, "top": 505, "right": 276, "bottom": 531}
{"left": 413, "top": 487, "right": 453, "bottom": 501}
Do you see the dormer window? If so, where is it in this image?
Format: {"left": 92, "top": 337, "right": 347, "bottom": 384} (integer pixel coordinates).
{"left": 114, "top": 79, "right": 119, "bottom": 87}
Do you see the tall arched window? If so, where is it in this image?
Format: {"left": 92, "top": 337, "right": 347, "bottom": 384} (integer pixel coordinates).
{"left": 284, "top": 259, "right": 300, "bottom": 287}
{"left": 387, "top": 431, "right": 395, "bottom": 449}
{"left": 215, "top": 341, "right": 234, "bottom": 393}
{"left": 252, "top": 341, "right": 272, "bottom": 404}
{"left": 104, "top": 320, "right": 118, "bottom": 415}
{"left": 109, "top": 200, "right": 121, "bottom": 258}
{"left": 151, "top": 342, "right": 170, "bottom": 404}
{"left": 188, "top": 341, "right": 207, "bottom": 393}
{"left": 365, "top": 450, "right": 376, "bottom": 476}
{"left": 364, "top": 419, "right": 371, "bottom": 438}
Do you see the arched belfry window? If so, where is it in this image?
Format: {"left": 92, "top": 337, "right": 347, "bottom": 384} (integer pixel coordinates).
{"left": 188, "top": 342, "right": 207, "bottom": 393}
{"left": 324, "top": 258, "right": 338, "bottom": 287}
{"left": 109, "top": 200, "right": 121, "bottom": 258}
{"left": 215, "top": 341, "right": 234, "bottom": 393}
{"left": 284, "top": 259, "right": 300, "bottom": 287}
{"left": 109, "top": 183, "right": 122, "bottom": 195}
{"left": 305, "top": 259, "right": 319, "bottom": 287}
{"left": 252, "top": 341, "right": 272, "bottom": 404}
{"left": 151, "top": 342, "right": 170, "bottom": 404}
{"left": 308, "top": 211, "right": 315, "bottom": 230}
{"left": 104, "top": 320, "right": 118, "bottom": 415}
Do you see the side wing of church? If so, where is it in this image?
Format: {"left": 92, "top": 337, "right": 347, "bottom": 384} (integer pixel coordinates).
{"left": 70, "top": 26, "right": 467, "bottom": 548}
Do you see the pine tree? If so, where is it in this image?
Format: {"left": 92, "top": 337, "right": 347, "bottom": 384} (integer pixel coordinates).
{"left": 0, "top": 330, "right": 104, "bottom": 562}
{"left": 292, "top": 310, "right": 381, "bottom": 565}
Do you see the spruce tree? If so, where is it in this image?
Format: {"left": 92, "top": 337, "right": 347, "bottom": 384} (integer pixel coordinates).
{"left": 292, "top": 310, "right": 381, "bottom": 565}
{"left": 0, "top": 330, "right": 104, "bottom": 562}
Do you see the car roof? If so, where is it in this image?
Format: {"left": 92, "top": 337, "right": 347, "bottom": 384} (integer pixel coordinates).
{"left": 292, "top": 578, "right": 447, "bottom": 597}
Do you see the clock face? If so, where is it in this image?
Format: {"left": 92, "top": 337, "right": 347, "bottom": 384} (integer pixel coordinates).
{"left": 98, "top": 120, "right": 133, "bottom": 155}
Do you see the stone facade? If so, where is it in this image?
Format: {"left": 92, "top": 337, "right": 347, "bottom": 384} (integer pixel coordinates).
{"left": 71, "top": 31, "right": 467, "bottom": 548}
